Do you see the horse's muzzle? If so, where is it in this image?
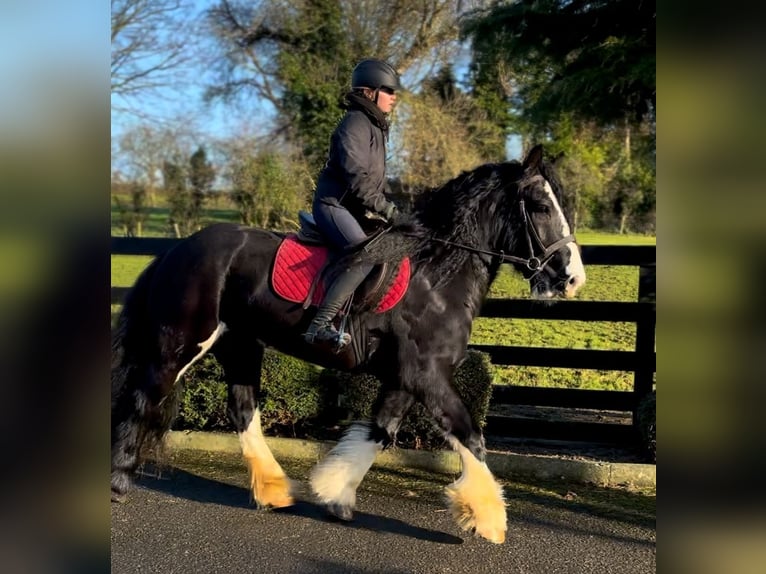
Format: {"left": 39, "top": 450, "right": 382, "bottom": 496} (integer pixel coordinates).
{"left": 563, "top": 271, "right": 586, "bottom": 298}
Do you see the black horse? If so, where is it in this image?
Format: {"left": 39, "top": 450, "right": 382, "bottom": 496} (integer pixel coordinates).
{"left": 111, "top": 145, "right": 585, "bottom": 544}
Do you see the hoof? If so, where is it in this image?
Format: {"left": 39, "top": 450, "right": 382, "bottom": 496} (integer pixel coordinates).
{"left": 475, "top": 523, "right": 506, "bottom": 545}
{"left": 326, "top": 503, "right": 354, "bottom": 522}
{"left": 446, "top": 482, "right": 507, "bottom": 545}
{"left": 256, "top": 492, "right": 295, "bottom": 510}
{"left": 253, "top": 476, "right": 296, "bottom": 509}
{"left": 111, "top": 470, "right": 132, "bottom": 503}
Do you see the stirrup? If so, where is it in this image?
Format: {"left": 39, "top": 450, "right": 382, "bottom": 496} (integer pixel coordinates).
{"left": 304, "top": 325, "right": 351, "bottom": 351}
{"left": 333, "top": 331, "right": 351, "bottom": 351}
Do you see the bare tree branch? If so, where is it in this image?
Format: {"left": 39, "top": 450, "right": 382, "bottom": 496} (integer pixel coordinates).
{"left": 111, "top": 0, "right": 195, "bottom": 111}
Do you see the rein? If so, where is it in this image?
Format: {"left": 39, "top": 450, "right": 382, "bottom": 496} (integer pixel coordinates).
{"left": 403, "top": 198, "right": 575, "bottom": 279}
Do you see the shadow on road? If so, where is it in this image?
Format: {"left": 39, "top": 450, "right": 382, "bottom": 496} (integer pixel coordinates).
{"left": 136, "top": 464, "right": 463, "bottom": 545}
{"left": 275, "top": 502, "right": 463, "bottom": 545}
{"left": 135, "top": 464, "right": 253, "bottom": 508}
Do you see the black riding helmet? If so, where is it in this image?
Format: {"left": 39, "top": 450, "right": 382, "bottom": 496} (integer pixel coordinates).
{"left": 351, "top": 59, "right": 402, "bottom": 92}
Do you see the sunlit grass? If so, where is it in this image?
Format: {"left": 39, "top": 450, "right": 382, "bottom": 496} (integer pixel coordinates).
{"left": 111, "top": 254, "right": 153, "bottom": 286}
{"left": 575, "top": 230, "right": 656, "bottom": 245}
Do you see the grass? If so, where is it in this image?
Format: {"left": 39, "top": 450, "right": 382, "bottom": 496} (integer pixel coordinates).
{"left": 481, "top": 264, "right": 643, "bottom": 390}
{"left": 111, "top": 203, "right": 655, "bottom": 392}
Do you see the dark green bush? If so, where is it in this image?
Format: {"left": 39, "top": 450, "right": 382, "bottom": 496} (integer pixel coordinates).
{"left": 323, "top": 350, "right": 495, "bottom": 449}
{"left": 173, "top": 350, "right": 326, "bottom": 433}
{"left": 258, "top": 351, "right": 325, "bottom": 432}
{"left": 175, "top": 355, "right": 229, "bottom": 431}
{"left": 452, "top": 350, "right": 495, "bottom": 430}
{"left": 319, "top": 370, "right": 379, "bottom": 421}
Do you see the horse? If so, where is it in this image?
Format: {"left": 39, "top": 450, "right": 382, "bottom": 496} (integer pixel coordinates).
{"left": 111, "top": 144, "right": 586, "bottom": 544}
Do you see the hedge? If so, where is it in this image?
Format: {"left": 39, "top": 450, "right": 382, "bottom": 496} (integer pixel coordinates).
{"left": 174, "top": 351, "right": 327, "bottom": 434}
{"left": 316, "top": 350, "right": 495, "bottom": 449}
{"left": 173, "top": 349, "right": 495, "bottom": 451}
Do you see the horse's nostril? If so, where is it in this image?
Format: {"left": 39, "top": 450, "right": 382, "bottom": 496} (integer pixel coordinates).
{"left": 568, "top": 276, "right": 576, "bottom": 285}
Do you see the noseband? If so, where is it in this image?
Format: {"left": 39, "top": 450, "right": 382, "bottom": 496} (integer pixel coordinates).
{"left": 412, "top": 198, "right": 575, "bottom": 280}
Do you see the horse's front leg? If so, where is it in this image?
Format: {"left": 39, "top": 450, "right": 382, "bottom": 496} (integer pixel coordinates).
{"left": 310, "top": 389, "right": 414, "bottom": 520}
{"left": 216, "top": 338, "right": 295, "bottom": 509}
{"left": 420, "top": 378, "right": 507, "bottom": 544}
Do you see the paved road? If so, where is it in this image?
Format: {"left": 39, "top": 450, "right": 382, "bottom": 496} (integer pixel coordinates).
{"left": 111, "top": 450, "right": 655, "bottom": 573}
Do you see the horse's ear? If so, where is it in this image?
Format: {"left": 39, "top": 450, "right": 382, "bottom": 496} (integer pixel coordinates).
{"left": 523, "top": 144, "right": 544, "bottom": 172}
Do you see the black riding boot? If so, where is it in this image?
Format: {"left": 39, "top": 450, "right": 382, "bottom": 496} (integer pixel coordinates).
{"left": 304, "top": 264, "right": 373, "bottom": 350}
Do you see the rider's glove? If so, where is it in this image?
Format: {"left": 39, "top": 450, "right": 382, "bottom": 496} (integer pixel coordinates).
{"left": 383, "top": 202, "right": 398, "bottom": 221}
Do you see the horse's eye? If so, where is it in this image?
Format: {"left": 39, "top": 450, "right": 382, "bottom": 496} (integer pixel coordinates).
{"left": 534, "top": 205, "right": 550, "bottom": 215}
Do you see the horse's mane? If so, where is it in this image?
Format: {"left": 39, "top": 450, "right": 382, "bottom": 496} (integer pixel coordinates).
{"left": 410, "top": 162, "right": 525, "bottom": 281}
{"left": 339, "top": 160, "right": 535, "bottom": 287}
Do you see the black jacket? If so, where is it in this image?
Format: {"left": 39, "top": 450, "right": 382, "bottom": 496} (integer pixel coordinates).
{"left": 314, "top": 108, "right": 395, "bottom": 220}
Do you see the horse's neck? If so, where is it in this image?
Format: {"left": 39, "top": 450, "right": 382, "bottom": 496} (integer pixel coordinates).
{"left": 415, "top": 181, "right": 511, "bottom": 312}
{"left": 430, "top": 254, "right": 496, "bottom": 321}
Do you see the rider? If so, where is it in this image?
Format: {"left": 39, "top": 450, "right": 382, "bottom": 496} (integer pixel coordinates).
{"left": 303, "top": 58, "right": 402, "bottom": 350}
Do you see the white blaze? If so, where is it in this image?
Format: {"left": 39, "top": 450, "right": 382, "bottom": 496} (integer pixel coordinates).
{"left": 542, "top": 181, "right": 586, "bottom": 292}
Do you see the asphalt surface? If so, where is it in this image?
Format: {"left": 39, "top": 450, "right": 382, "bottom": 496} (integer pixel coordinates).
{"left": 111, "top": 450, "right": 655, "bottom": 573}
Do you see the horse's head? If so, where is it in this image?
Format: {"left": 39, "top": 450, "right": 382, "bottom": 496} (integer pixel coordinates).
{"left": 510, "top": 145, "right": 586, "bottom": 299}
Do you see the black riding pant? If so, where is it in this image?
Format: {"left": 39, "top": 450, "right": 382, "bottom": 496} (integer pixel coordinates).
{"left": 313, "top": 199, "right": 367, "bottom": 249}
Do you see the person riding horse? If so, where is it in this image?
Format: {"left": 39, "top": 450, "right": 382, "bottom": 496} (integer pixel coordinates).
{"left": 303, "top": 58, "right": 402, "bottom": 350}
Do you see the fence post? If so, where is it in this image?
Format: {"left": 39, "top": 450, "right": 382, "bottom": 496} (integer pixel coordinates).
{"left": 633, "top": 264, "right": 656, "bottom": 426}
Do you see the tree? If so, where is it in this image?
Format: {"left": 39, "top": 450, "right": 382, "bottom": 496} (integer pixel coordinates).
{"left": 111, "top": 0, "right": 195, "bottom": 115}
{"left": 225, "top": 141, "right": 313, "bottom": 229}
{"left": 112, "top": 178, "right": 148, "bottom": 237}
{"left": 163, "top": 146, "right": 217, "bottom": 237}
{"left": 462, "top": 0, "right": 656, "bottom": 232}
{"left": 426, "top": 66, "right": 508, "bottom": 162}
{"left": 116, "top": 124, "right": 192, "bottom": 207}
{"left": 163, "top": 159, "right": 189, "bottom": 237}
{"left": 462, "top": 0, "right": 655, "bottom": 128}
{"left": 273, "top": 0, "right": 354, "bottom": 173}
{"left": 392, "top": 67, "right": 507, "bottom": 190}
{"left": 606, "top": 125, "right": 656, "bottom": 234}
{"left": 538, "top": 117, "right": 612, "bottom": 230}
{"left": 204, "top": 0, "right": 483, "bottom": 174}
{"left": 189, "top": 146, "right": 216, "bottom": 225}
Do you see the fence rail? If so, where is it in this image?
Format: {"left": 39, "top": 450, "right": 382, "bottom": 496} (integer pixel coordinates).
{"left": 111, "top": 237, "right": 656, "bottom": 445}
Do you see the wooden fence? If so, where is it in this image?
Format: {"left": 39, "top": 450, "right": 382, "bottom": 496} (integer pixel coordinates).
{"left": 111, "top": 237, "right": 655, "bottom": 445}
{"left": 474, "top": 246, "right": 655, "bottom": 444}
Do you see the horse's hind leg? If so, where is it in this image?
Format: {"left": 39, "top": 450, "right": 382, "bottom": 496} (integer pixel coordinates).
{"left": 214, "top": 336, "right": 294, "bottom": 509}
{"left": 419, "top": 378, "right": 507, "bottom": 544}
{"left": 310, "top": 388, "right": 414, "bottom": 520}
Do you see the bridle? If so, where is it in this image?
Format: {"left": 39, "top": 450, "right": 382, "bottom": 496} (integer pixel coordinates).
{"left": 512, "top": 198, "right": 576, "bottom": 278}
{"left": 408, "top": 197, "right": 576, "bottom": 280}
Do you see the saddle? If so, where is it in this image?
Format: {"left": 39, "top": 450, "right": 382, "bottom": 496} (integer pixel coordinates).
{"left": 271, "top": 211, "right": 410, "bottom": 314}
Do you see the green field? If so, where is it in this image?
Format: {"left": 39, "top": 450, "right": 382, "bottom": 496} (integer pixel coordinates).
{"left": 111, "top": 194, "right": 241, "bottom": 238}
{"left": 111, "top": 204, "right": 654, "bottom": 392}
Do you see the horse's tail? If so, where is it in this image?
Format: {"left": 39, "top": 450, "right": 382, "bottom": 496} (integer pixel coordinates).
{"left": 111, "top": 255, "right": 162, "bottom": 406}
{"left": 111, "top": 255, "right": 178, "bottom": 496}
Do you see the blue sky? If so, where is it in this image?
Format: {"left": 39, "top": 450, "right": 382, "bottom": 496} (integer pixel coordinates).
{"left": 111, "top": 0, "right": 239, "bottom": 141}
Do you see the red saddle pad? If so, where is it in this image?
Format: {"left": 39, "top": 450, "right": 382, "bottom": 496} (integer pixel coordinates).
{"left": 271, "top": 235, "right": 410, "bottom": 313}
